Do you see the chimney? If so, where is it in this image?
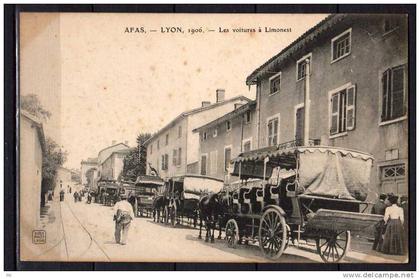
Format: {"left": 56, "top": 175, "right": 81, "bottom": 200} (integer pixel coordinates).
{"left": 112, "top": 140, "right": 116, "bottom": 145}
{"left": 216, "top": 89, "right": 225, "bottom": 103}
{"left": 202, "top": 101, "right": 211, "bottom": 107}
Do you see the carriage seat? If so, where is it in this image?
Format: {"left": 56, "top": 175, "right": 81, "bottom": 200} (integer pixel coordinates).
{"left": 240, "top": 187, "right": 251, "bottom": 214}
{"left": 248, "top": 186, "right": 263, "bottom": 214}
{"left": 232, "top": 191, "right": 240, "bottom": 214}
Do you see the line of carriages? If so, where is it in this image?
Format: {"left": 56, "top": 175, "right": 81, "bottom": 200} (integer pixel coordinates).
{"left": 87, "top": 144, "right": 383, "bottom": 263}
{"left": 149, "top": 145, "right": 384, "bottom": 263}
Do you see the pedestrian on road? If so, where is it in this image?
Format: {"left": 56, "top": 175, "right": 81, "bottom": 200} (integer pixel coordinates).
{"left": 379, "top": 195, "right": 405, "bottom": 255}
{"left": 73, "top": 191, "right": 79, "bottom": 203}
{"left": 372, "top": 193, "right": 388, "bottom": 250}
{"left": 113, "top": 195, "right": 135, "bottom": 245}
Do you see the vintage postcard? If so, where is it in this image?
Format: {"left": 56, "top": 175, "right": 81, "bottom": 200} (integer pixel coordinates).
{"left": 18, "top": 11, "right": 410, "bottom": 264}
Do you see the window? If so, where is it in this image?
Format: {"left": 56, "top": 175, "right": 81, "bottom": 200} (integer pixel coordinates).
{"left": 330, "top": 84, "right": 356, "bottom": 135}
{"left": 200, "top": 155, "right": 207, "bottom": 175}
{"left": 269, "top": 73, "right": 281, "bottom": 95}
{"left": 213, "top": 128, "right": 218, "bottom": 138}
{"left": 178, "top": 148, "right": 182, "bottom": 166}
{"left": 267, "top": 115, "right": 279, "bottom": 146}
{"left": 242, "top": 139, "right": 251, "bottom": 152}
{"left": 381, "top": 65, "right": 406, "bottom": 123}
{"left": 296, "top": 53, "right": 312, "bottom": 81}
{"left": 226, "top": 121, "right": 231, "bottom": 131}
{"left": 165, "top": 134, "right": 169, "bottom": 145}
{"left": 331, "top": 29, "right": 351, "bottom": 62}
{"left": 178, "top": 126, "right": 182, "bottom": 138}
{"left": 161, "top": 154, "right": 168, "bottom": 170}
{"left": 224, "top": 147, "right": 232, "bottom": 171}
{"left": 157, "top": 140, "right": 160, "bottom": 150}
{"left": 203, "top": 132, "right": 208, "bottom": 141}
{"left": 381, "top": 164, "right": 406, "bottom": 180}
{"left": 172, "top": 149, "right": 177, "bottom": 166}
{"left": 245, "top": 111, "right": 251, "bottom": 124}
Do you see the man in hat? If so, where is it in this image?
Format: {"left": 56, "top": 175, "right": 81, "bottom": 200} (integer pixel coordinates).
{"left": 372, "top": 193, "right": 388, "bottom": 250}
{"left": 113, "top": 194, "right": 135, "bottom": 245}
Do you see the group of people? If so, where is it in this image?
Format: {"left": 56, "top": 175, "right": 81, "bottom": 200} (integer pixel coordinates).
{"left": 73, "top": 189, "right": 86, "bottom": 203}
{"left": 372, "top": 193, "right": 408, "bottom": 255}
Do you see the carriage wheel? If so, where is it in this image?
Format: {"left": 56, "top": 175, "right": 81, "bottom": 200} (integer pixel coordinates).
{"left": 225, "top": 219, "right": 239, "bottom": 248}
{"left": 258, "top": 208, "right": 287, "bottom": 260}
{"left": 316, "top": 230, "right": 350, "bottom": 263}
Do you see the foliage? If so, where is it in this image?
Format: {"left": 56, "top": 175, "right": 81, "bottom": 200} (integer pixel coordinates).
{"left": 42, "top": 137, "right": 68, "bottom": 193}
{"left": 120, "top": 133, "right": 152, "bottom": 181}
{"left": 21, "top": 94, "right": 51, "bottom": 120}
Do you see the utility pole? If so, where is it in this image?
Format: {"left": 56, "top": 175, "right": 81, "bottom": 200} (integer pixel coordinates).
{"left": 303, "top": 59, "right": 311, "bottom": 146}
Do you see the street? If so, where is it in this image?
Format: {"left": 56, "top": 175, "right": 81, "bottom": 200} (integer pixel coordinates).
{"left": 34, "top": 193, "right": 408, "bottom": 263}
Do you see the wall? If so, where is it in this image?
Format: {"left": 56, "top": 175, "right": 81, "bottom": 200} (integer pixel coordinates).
{"left": 146, "top": 117, "right": 188, "bottom": 179}
{"left": 20, "top": 117, "right": 43, "bottom": 260}
{"left": 198, "top": 109, "right": 257, "bottom": 180}
{"left": 186, "top": 99, "right": 248, "bottom": 167}
{"left": 80, "top": 162, "right": 97, "bottom": 185}
{"left": 256, "top": 15, "right": 408, "bottom": 199}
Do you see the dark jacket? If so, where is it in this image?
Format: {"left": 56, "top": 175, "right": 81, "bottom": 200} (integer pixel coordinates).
{"left": 371, "top": 200, "right": 387, "bottom": 215}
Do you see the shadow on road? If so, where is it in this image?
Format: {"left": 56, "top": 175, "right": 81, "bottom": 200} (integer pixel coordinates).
{"left": 145, "top": 219, "right": 200, "bottom": 231}
{"left": 185, "top": 234, "right": 318, "bottom": 263}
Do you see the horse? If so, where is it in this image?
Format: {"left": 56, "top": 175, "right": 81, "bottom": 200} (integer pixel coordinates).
{"left": 152, "top": 195, "right": 168, "bottom": 223}
{"left": 198, "top": 192, "right": 223, "bottom": 243}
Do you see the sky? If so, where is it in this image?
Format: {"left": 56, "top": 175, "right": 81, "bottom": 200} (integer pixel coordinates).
{"left": 20, "top": 13, "right": 328, "bottom": 169}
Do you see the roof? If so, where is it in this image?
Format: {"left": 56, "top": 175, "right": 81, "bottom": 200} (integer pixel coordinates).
{"left": 193, "top": 100, "right": 257, "bottom": 133}
{"left": 144, "top": 95, "right": 251, "bottom": 145}
{"left": 135, "top": 175, "right": 165, "bottom": 186}
{"left": 232, "top": 145, "right": 374, "bottom": 164}
{"left": 98, "top": 142, "right": 130, "bottom": 155}
{"left": 246, "top": 14, "right": 348, "bottom": 85}
{"left": 21, "top": 110, "right": 46, "bottom": 153}
{"left": 81, "top": 157, "right": 98, "bottom": 164}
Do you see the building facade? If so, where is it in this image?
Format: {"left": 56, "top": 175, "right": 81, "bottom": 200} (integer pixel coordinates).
{"left": 55, "top": 167, "right": 73, "bottom": 190}
{"left": 245, "top": 14, "right": 408, "bottom": 198}
{"left": 100, "top": 148, "right": 133, "bottom": 181}
{"left": 193, "top": 102, "right": 257, "bottom": 181}
{"left": 145, "top": 90, "right": 250, "bottom": 179}
{"left": 20, "top": 111, "right": 46, "bottom": 259}
{"left": 81, "top": 158, "right": 98, "bottom": 188}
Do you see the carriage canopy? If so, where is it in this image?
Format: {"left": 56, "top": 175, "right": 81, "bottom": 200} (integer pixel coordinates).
{"left": 231, "top": 146, "right": 374, "bottom": 201}
{"left": 169, "top": 175, "right": 224, "bottom": 195}
{"left": 135, "top": 175, "right": 165, "bottom": 187}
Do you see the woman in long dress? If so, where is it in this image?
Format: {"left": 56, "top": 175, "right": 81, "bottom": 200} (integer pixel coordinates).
{"left": 380, "top": 195, "right": 406, "bottom": 255}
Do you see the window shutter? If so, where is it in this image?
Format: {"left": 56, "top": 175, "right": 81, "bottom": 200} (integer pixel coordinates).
{"left": 391, "top": 66, "right": 405, "bottom": 119}
{"left": 346, "top": 85, "right": 356, "bottom": 130}
{"left": 381, "top": 71, "right": 389, "bottom": 122}
{"left": 330, "top": 94, "right": 339, "bottom": 134}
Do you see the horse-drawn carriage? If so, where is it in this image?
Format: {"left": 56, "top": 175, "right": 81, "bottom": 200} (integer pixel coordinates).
{"left": 134, "top": 175, "right": 165, "bottom": 217}
{"left": 222, "top": 145, "right": 382, "bottom": 263}
{"left": 97, "top": 180, "right": 120, "bottom": 206}
{"left": 164, "top": 175, "right": 224, "bottom": 227}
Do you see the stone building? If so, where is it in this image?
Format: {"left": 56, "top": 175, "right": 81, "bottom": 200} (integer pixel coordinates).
{"left": 245, "top": 14, "right": 408, "bottom": 198}
{"left": 20, "top": 111, "right": 46, "bottom": 259}
{"left": 193, "top": 101, "right": 257, "bottom": 181}
{"left": 145, "top": 90, "right": 250, "bottom": 179}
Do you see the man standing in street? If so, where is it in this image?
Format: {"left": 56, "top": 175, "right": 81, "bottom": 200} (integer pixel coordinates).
{"left": 372, "top": 193, "right": 388, "bottom": 250}
{"left": 113, "top": 194, "right": 135, "bottom": 245}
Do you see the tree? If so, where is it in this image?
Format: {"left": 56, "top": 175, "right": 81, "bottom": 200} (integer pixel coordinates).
{"left": 20, "top": 94, "right": 51, "bottom": 120}
{"left": 41, "top": 137, "right": 68, "bottom": 193}
{"left": 120, "top": 133, "right": 152, "bottom": 181}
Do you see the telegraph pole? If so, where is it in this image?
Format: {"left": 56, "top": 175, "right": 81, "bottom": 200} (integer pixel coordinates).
{"left": 304, "top": 59, "right": 311, "bottom": 146}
